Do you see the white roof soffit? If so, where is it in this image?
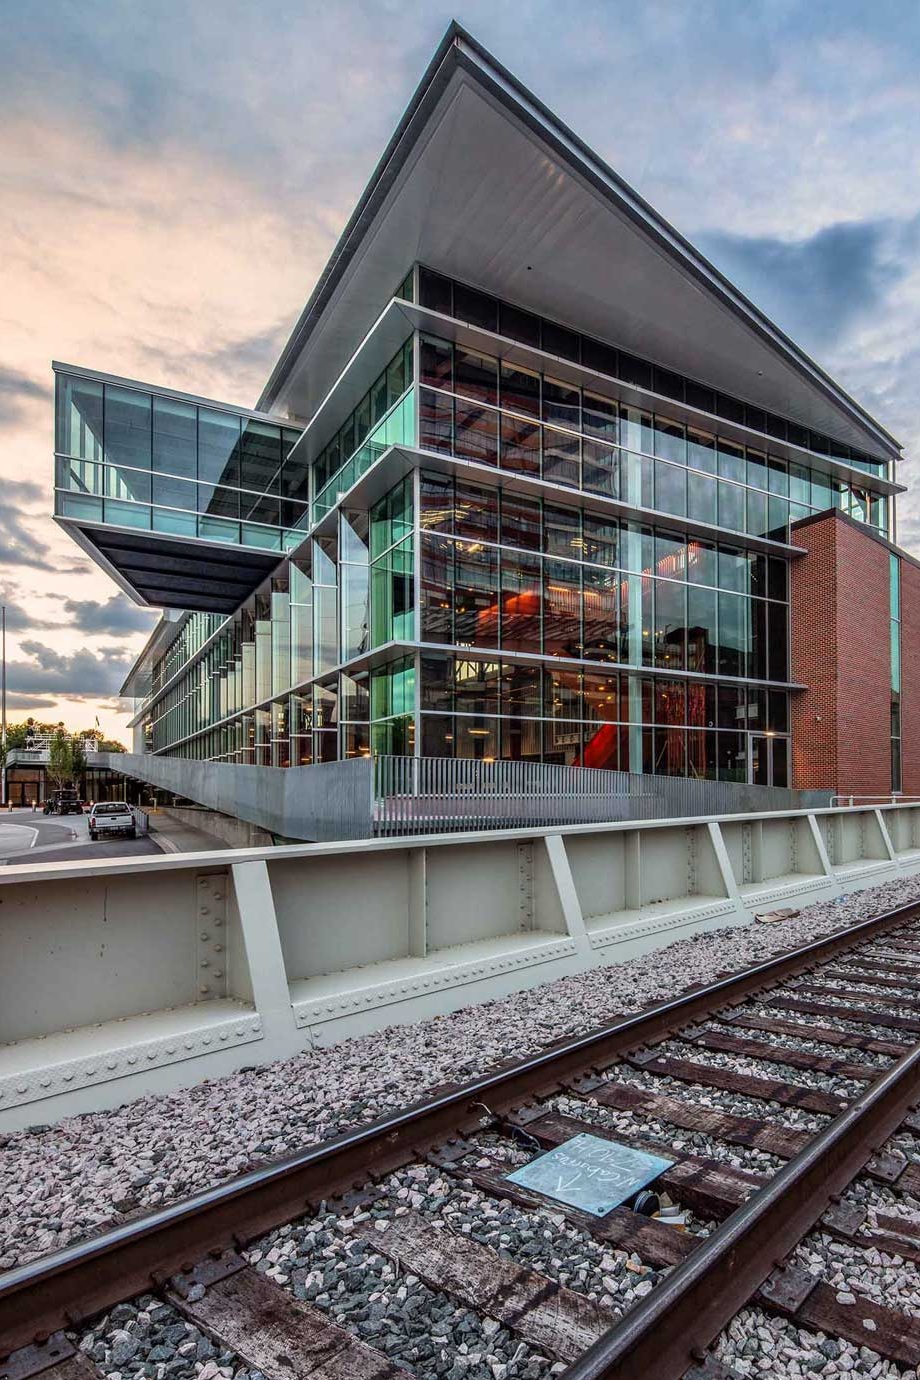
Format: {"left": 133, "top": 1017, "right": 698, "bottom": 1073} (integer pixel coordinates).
{"left": 259, "top": 24, "right": 900, "bottom": 462}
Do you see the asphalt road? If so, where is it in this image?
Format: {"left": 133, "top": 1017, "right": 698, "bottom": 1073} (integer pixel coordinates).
{"left": 0, "top": 809, "right": 161, "bottom": 864}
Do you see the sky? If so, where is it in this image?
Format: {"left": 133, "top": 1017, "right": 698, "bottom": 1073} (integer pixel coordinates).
{"left": 1, "top": 0, "right": 919, "bottom": 744}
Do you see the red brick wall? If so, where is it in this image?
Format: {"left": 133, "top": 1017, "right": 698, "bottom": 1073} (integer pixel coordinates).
{"left": 790, "top": 510, "right": 893, "bottom": 796}
{"left": 790, "top": 515, "right": 838, "bottom": 789}
{"left": 833, "top": 520, "right": 892, "bottom": 798}
{"left": 900, "top": 561, "right": 920, "bottom": 793}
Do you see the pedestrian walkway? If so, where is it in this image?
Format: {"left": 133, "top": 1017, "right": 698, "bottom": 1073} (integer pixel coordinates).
{"left": 145, "top": 811, "right": 231, "bottom": 853}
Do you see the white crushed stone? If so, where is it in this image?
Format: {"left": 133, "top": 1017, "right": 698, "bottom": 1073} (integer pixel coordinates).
{"left": 3, "top": 874, "right": 920, "bottom": 1272}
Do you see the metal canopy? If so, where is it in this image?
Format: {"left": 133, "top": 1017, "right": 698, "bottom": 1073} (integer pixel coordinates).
{"left": 260, "top": 24, "right": 900, "bottom": 463}
{"left": 57, "top": 519, "right": 279, "bottom": 614}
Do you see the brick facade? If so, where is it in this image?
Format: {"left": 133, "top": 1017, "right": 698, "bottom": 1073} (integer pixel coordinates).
{"left": 791, "top": 509, "right": 902, "bottom": 797}
{"left": 900, "top": 560, "right": 920, "bottom": 794}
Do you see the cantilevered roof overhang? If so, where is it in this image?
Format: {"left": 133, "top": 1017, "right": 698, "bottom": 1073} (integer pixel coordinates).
{"left": 55, "top": 518, "right": 279, "bottom": 616}
{"left": 260, "top": 22, "right": 901, "bottom": 464}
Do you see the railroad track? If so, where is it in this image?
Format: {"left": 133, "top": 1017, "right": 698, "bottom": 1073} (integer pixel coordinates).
{"left": 6, "top": 900, "right": 920, "bottom": 1380}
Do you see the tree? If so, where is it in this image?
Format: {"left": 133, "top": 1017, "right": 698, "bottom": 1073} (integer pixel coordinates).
{"left": 47, "top": 730, "right": 75, "bottom": 792}
{"left": 97, "top": 739, "right": 127, "bottom": 753}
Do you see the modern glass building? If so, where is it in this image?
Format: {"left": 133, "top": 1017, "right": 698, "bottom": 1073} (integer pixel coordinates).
{"left": 55, "top": 24, "right": 904, "bottom": 793}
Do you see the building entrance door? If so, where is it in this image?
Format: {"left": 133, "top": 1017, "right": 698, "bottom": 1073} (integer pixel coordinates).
{"left": 748, "top": 734, "right": 788, "bottom": 787}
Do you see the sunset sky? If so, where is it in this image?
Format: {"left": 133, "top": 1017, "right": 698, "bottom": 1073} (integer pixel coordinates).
{"left": 2, "top": 0, "right": 919, "bottom": 744}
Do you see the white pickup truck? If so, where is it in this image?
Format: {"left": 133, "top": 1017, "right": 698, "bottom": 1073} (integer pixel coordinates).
{"left": 89, "top": 801, "right": 136, "bottom": 840}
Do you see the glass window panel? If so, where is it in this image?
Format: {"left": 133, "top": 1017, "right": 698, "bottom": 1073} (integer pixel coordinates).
{"left": 104, "top": 498, "right": 150, "bottom": 529}
{"left": 105, "top": 465, "right": 150, "bottom": 502}
{"left": 655, "top": 461, "right": 686, "bottom": 516}
{"left": 746, "top": 448, "right": 769, "bottom": 491}
{"left": 654, "top": 579, "right": 686, "bottom": 670}
{"left": 386, "top": 350, "right": 406, "bottom": 408}
{"left": 153, "top": 397, "right": 197, "bottom": 478}
{"left": 582, "top": 438, "right": 619, "bottom": 499}
{"left": 654, "top": 366, "right": 684, "bottom": 402}
{"left": 455, "top": 715, "right": 499, "bottom": 759}
{"left": 719, "top": 547, "right": 747, "bottom": 592}
{"left": 241, "top": 522, "right": 281, "bottom": 551}
{"left": 655, "top": 531, "right": 687, "bottom": 581}
{"left": 717, "top": 439, "right": 745, "bottom": 482}
{"left": 454, "top": 541, "right": 498, "bottom": 648}
{"left": 750, "top": 599, "right": 768, "bottom": 680}
{"left": 718, "top": 732, "right": 746, "bottom": 782}
{"left": 501, "top": 550, "right": 541, "bottom": 652}
{"left": 105, "top": 385, "right": 151, "bottom": 469}
{"left": 500, "top": 362, "right": 540, "bottom": 416}
{"left": 544, "top": 505, "right": 581, "bottom": 558}
{"left": 686, "top": 380, "right": 715, "bottom": 413}
{"left": 718, "top": 593, "right": 747, "bottom": 676}
{"left": 768, "top": 456, "right": 789, "bottom": 495}
{"left": 768, "top": 497, "right": 789, "bottom": 542}
{"left": 583, "top": 515, "right": 619, "bottom": 568}
{"left": 772, "top": 737, "right": 789, "bottom": 787}
{"left": 687, "top": 428, "right": 716, "bottom": 473}
{"left": 746, "top": 488, "right": 769, "bottom": 537}
{"left": 418, "top": 268, "right": 452, "bottom": 314}
{"left": 56, "top": 375, "right": 104, "bottom": 460}
{"left": 542, "top": 377, "right": 580, "bottom": 431}
{"left": 582, "top": 337, "right": 618, "bottom": 378}
{"left": 419, "top": 387, "right": 453, "bottom": 453}
{"left": 500, "top": 413, "right": 541, "bottom": 475}
{"left": 453, "top": 282, "right": 498, "bottom": 332}
{"left": 455, "top": 481, "right": 497, "bottom": 543}
{"left": 717, "top": 481, "right": 745, "bottom": 532}
{"left": 241, "top": 492, "right": 280, "bottom": 526}
{"left": 687, "top": 727, "right": 717, "bottom": 779}
{"left": 542, "top": 319, "right": 580, "bottom": 362}
{"left": 620, "top": 405, "right": 654, "bottom": 456}
{"left": 686, "top": 540, "right": 717, "bottom": 587}
{"left": 200, "top": 485, "right": 239, "bottom": 519}
{"left": 749, "top": 554, "right": 768, "bottom": 599}
{"left": 768, "top": 601, "right": 788, "bottom": 681}
{"left": 543, "top": 557, "right": 581, "bottom": 657}
{"left": 419, "top": 473, "right": 454, "bottom": 532}
{"left": 687, "top": 585, "right": 717, "bottom": 674}
{"left": 420, "top": 533, "right": 453, "bottom": 642}
{"left": 153, "top": 507, "right": 196, "bottom": 536}
{"left": 654, "top": 417, "right": 686, "bottom": 463}
{"left": 544, "top": 668, "right": 583, "bottom": 718}
{"left": 455, "top": 399, "right": 497, "bottom": 466}
{"left": 501, "top": 491, "right": 542, "bottom": 551}
{"left": 583, "top": 390, "right": 618, "bottom": 441}
{"left": 618, "top": 352, "right": 653, "bottom": 390}
{"left": 421, "top": 654, "right": 453, "bottom": 711}
{"left": 501, "top": 715, "right": 544, "bottom": 762}
{"left": 152, "top": 472, "right": 198, "bottom": 510}
{"left": 371, "top": 371, "right": 388, "bottom": 425}
{"left": 454, "top": 659, "right": 499, "bottom": 714}
{"left": 421, "top": 713, "right": 455, "bottom": 757}
{"left": 454, "top": 346, "right": 498, "bottom": 405}
{"left": 811, "top": 470, "right": 836, "bottom": 511}
{"left": 768, "top": 690, "right": 789, "bottom": 734}
{"left": 501, "top": 661, "right": 542, "bottom": 716}
{"left": 240, "top": 420, "right": 281, "bottom": 494}
{"left": 499, "top": 301, "right": 541, "bottom": 346}
{"left": 198, "top": 409, "right": 240, "bottom": 488}
{"left": 542, "top": 427, "right": 580, "bottom": 488}
{"left": 583, "top": 672, "right": 620, "bottom": 722}
{"left": 582, "top": 567, "right": 618, "bottom": 663}
{"left": 655, "top": 726, "right": 687, "bottom": 777}
{"left": 687, "top": 471, "right": 717, "bottom": 526}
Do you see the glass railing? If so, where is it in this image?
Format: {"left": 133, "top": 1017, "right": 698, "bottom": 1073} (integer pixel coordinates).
{"left": 55, "top": 458, "right": 300, "bottom": 554}
{"left": 312, "top": 388, "right": 416, "bottom": 523}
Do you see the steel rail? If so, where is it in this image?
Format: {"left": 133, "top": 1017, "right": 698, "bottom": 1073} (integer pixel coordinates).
{"left": 564, "top": 1024, "right": 920, "bottom": 1380}
{"left": 1, "top": 897, "right": 919, "bottom": 1354}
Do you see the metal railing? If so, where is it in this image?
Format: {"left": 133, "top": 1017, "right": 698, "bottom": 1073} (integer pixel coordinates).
{"left": 373, "top": 755, "right": 640, "bottom": 835}
{"left": 831, "top": 793, "right": 920, "bottom": 807}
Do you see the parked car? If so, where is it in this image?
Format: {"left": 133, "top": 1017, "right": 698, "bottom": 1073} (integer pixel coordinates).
{"left": 46, "top": 789, "right": 83, "bottom": 816}
{"left": 89, "top": 801, "right": 136, "bottom": 840}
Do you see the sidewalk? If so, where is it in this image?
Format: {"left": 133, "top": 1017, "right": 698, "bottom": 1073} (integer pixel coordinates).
{"left": 146, "top": 812, "right": 232, "bottom": 854}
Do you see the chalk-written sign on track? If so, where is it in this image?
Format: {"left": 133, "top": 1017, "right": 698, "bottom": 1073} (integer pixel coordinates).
{"left": 506, "top": 1133, "right": 674, "bottom": 1217}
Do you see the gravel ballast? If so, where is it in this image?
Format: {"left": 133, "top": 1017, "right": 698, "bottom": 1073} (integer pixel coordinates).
{"left": 4, "top": 875, "right": 920, "bottom": 1272}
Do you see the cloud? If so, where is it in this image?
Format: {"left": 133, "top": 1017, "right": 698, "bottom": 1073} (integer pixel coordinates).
{"left": 7, "top": 641, "right": 136, "bottom": 695}
{"left": 61, "top": 595, "right": 156, "bottom": 636}
{"left": 0, "top": 481, "right": 57, "bottom": 570}
{"left": 697, "top": 217, "right": 919, "bottom": 351}
{"left": 4, "top": 692, "right": 62, "bottom": 713}
{"left": 0, "top": 365, "right": 50, "bottom": 429}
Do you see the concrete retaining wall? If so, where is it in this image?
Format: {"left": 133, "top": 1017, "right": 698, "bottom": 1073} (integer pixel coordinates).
{"left": 1, "top": 802, "right": 918, "bottom": 1132}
